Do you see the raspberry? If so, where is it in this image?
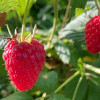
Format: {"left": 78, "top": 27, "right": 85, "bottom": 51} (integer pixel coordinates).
{"left": 0, "top": 12, "right": 6, "bottom": 27}
{"left": 3, "top": 39, "right": 46, "bottom": 91}
{"left": 85, "top": 16, "right": 100, "bottom": 53}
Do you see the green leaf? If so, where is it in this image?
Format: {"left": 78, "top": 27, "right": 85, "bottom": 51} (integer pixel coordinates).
{"left": 0, "top": 0, "right": 19, "bottom": 12}
{"left": 55, "top": 41, "right": 70, "bottom": 64}
{"left": 75, "top": 8, "right": 84, "bottom": 17}
{"left": 48, "top": 94, "right": 71, "bottom": 100}
{"left": 0, "top": 0, "right": 36, "bottom": 15}
{"left": 17, "top": 0, "right": 37, "bottom": 16}
{"left": 55, "top": 41, "right": 78, "bottom": 66}
{"left": 65, "top": 76, "right": 87, "bottom": 100}
{"left": 0, "top": 50, "right": 9, "bottom": 91}
{"left": 0, "top": 32, "right": 10, "bottom": 90}
{"left": 70, "top": 0, "right": 88, "bottom": 8}
{"left": 0, "top": 39, "right": 7, "bottom": 49}
{"left": 87, "top": 1, "right": 96, "bottom": 9}
{"left": 0, "top": 31, "right": 9, "bottom": 49}
{"left": 87, "top": 82, "right": 100, "bottom": 100}
{"left": 1, "top": 92, "right": 32, "bottom": 100}
{"left": 59, "top": 9, "right": 98, "bottom": 43}
{"left": 35, "top": 71, "right": 58, "bottom": 93}
{"left": 68, "top": 0, "right": 88, "bottom": 22}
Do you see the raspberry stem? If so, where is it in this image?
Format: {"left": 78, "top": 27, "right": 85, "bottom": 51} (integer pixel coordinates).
{"left": 61, "top": 0, "right": 71, "bottom": 29}
{"left": 94, "top": 0, "right": 100, "bottom": 15}
{"left": 72, "top": 76, "right": 83, "bottom": 100}
{"left": 47, "top": 0, "right": 58, "bottom": 49}
{"left": 21, "top": 0, "right": 30, "bottom": 42}
{"left": 54, "top": 71, "right": 80, "bottom": 93}
{"left": 94, "top": 0, "right": 100, "bottom": 10}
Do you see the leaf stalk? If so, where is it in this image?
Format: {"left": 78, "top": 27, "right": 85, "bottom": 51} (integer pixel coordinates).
{"left": 47, "top": 0, "right": 58, "bottom": 49}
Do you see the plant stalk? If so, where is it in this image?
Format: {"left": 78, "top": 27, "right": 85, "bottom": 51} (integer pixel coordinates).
{"left": 47, "top": 0, "right": 58, "bottom": 49}
{"left": 61, "top": 0, "right": 71, "bottom": 29}
{"left": 94, "top": 0, "right": 100, "bottom": 15}
{"left": 84, "top": 64, "right": 100, "bottom": 74}
{"left": 21, "top": 0, "right": 30, "bottom": 42}
{"left": 94, "top": 0, "right": 99, "bottom": 10}
{"left": 72, "top": 76, "right": 83, "bottom": 100}
{"left": 54, "top": 71, "right": 80, "bottom": 93}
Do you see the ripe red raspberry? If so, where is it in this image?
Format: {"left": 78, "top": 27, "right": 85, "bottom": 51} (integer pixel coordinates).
{"left": 85, "top": 16, "right": 100, "bottom": 53}
{"left": 3, "top": 39, "right": 46, "bottom": 91}
{"left": 0, "top": 12, "right": 6, "bottom": 27}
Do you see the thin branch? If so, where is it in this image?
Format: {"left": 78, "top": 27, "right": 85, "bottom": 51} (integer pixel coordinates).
{"left": 61, "top": 0, "right": 71, "bottom": 29}
{"left": 94, "top": 0, "right": 100, "bottom": 10}
{"left": 72, "top": 76, "right": 83, "bottom": 100}
{"left": 47, "top": 0, "right": 58, "bottom": 49}
{"left": 94, "top": 0, "right": 100, "bottom": 15}
{"left": 54, "top": 71, "right": 80, "bottom": 93}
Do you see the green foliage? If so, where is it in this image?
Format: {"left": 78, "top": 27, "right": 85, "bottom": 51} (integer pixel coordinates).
{"left": 70, "top": 0, "right": 87, "bottom": 8}
{"left": 48, "top": 94, "right": 71, "bottom": 100}
{"left": 75, "top": 8, "right": 84, "bottom": 17}
{"left": 35, "top": 71, "right": 58, "bottom": 93}
{"left": 1, "top": 92, "right": 32, "bottom": 100}
{"left": 75, "top": 77, "right": 87, "bottom": 100}
{"left": 65, "top": 76, "right": 87, "bottom": 100}
{"left": 55, "top": 41, "right": 71, "bottom": 64}
{"left": 0, "top": 0, "right": 36, "bottom": 16}
{"left": 55, "top": 41, "right": 78, "bottom": 66}
{"left": 59, "top": 9, "right": 97, "bottom": 43}
{"left": 17, "top": 0, "right": 37, "bottom": 16}
{"left": 0, "top": 50, "right": 9, "bottom": 91}
{"left": 87, "top": 82, "right": 100, "bottom": 100}
{"left": 68, "top": 0, "right": 88, "bottom": 22}
{"left": 0, "top": 0, "right": 19, "bottom": 12}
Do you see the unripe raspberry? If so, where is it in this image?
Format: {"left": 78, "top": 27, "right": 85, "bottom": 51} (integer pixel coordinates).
{"left": 85, "top": 16, "right": 100, "bottom": 53}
